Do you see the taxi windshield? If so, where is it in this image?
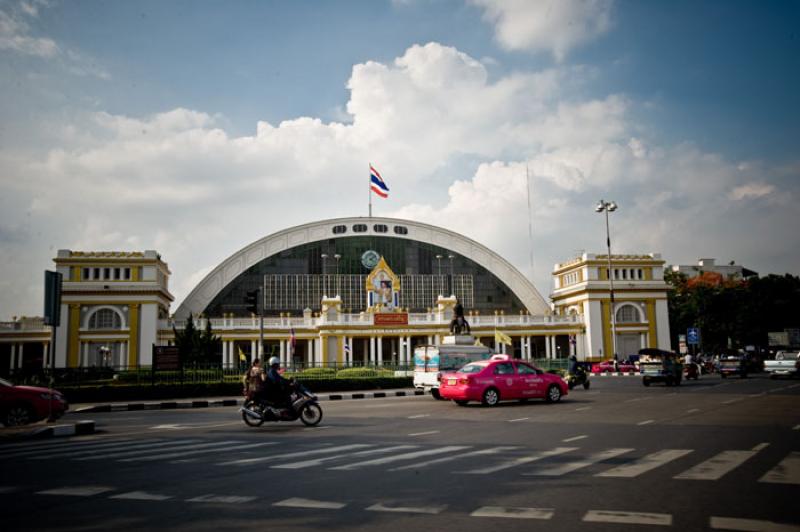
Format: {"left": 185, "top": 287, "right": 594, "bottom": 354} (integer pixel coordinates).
{"left": 458, "top": 362, "right": 487, "bottom": 374}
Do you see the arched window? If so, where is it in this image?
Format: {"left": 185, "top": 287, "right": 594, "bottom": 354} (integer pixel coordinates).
{"left": 616, "top": 305, "right": 640, "bottom": 323}
{"left": 88, "top": 308, "right": 122, "bottom": 330}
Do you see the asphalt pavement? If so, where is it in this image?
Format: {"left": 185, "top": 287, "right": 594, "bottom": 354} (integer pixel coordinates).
{"left": 2, "top": 374, "right": 798, "bottom": 531}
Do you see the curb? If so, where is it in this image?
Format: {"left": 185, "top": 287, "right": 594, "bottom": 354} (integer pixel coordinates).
{"left": 31, "top": 420, "right": 95, "bottom": 439}
{"left": 73, "top": 389, "right": 427, "bottom": 413}
{"left": 594, "top": 372, "right": 639, "bottom": 377}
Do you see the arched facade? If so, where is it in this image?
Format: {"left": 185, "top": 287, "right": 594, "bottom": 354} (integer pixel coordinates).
{"left": 176, "top": 217, "right": 549, "bottom": 319}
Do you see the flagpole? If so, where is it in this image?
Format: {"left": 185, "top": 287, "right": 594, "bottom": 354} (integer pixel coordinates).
{"left": 368, "top": 162, "right": 372, "bottom": 218}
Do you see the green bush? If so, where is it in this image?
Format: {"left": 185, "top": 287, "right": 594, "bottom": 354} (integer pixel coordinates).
{"left": 298, "top": 367, "right": 337, "bottom": 378}
{"left": 335, "top": 367, "right": 394, "bottom": 378}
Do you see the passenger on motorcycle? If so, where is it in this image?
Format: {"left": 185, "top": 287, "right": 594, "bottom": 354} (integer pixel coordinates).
{"left": 245, "top": 359, "right": 266, "bottom": 402}
{"left": 265, "top": 356, "right": 293, "bottom": 408}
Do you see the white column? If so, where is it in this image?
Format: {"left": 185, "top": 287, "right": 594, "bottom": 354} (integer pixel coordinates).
{"left": 347, "top": 336, "right": 353, "bottom": 365}
{"left": 551, "top": 336, "right": 558, "bottom": 359}
{"left": 120, "top": 342, "right": 127, "bottom": 367}
{"left": 377, "top": 336, "right": 383, "bottom": 366}
{"left": 405, "top": 336, "right": 412, "bottom": 365}
{"left": 315, "top": 338, "right": 321, "bottom": 367}
{"left": 545, "top": 336, "right": 551, "bottom": 359}
{"left": 10, "top": 344, "right": 17, "bottom": 370}
{"left": 222, "top": 341, "right": 229, "bottom": 367}
{"left": 427, "top": 335, "right": 433, "bottom": 345}
{"left": 369, "top": 337, "right": 376, "bottom": 365}
{"left": 280, "top": 340, "right": 286, "bottom": 366}
{"left": 526, "top": 337, "right": 532, "bottom": 360}
{"left": 307, "top": 339, "right": 314, "bottom": 367}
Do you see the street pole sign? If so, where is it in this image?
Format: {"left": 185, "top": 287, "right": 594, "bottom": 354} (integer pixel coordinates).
{"left": 687, "top": 327, "right": 700, "bottom": 345}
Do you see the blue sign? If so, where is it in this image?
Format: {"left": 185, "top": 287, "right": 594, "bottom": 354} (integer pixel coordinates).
{"left": 687, "top": 328, "right": 700, "bottom": 345}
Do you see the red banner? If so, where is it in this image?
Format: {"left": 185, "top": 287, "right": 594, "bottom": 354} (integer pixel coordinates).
{"left": 373, "top": 313, "right": 408, "bottom": 326}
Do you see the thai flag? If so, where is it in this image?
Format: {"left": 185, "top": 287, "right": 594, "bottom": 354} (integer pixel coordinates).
{"left": 370, "top": 165, "right": 389, "bottom": 198}
{"left": 289, "top": 328, "right": 296, "bottom": 355}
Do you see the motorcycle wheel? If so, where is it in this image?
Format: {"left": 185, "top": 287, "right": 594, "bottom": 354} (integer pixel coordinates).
{"left": 568, "top": 381, "right": 575, "bottom": 390}
{"left": 242, "top": 400, "right": 265, "bottom": 427}
{"left": 299, "top": 403, "right": 323, "bottom": 427}
{"left": 583, "top": 381, "right": 591, "bottom": 390}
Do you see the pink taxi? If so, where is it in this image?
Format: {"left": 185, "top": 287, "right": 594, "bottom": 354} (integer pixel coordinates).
{"left": 438, "top": 354, "right": 568, "bottom": 406}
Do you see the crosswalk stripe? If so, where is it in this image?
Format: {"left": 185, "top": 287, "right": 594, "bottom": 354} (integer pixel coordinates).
{"left": 595, "top": 449, "right": 693, "bottom": 478}
{"left": 710, "top": 516, "right": 800, "bottom": 531}
{"left": 525, "top": 448, "right": 634, "bottom": 476}
{"left": 674, "top": 450, "right": 757, "bottom": 480}
{"left": 366, "top": 502, "right": 446, "bottom": 515}
{"left": 37, "top": 486, "right": 115, "bottom": 497}
{"left": 273, "top": 497, "right": 346, "bottom": 509}
{"left": 759, "top": 452, "right": 800, "bottom": 485}
{"left": 109, "top": 491, "right": 173, "bottom": 501}
{"left": 74, "top": 440, "right": 216, "bottom": 461}
{"left": 458, "top": 447, "right": 578, "bottom": 475}
{"left": 583, "top": 510, "right": 672, "bottom": 526}
{"left": 186, "top": 494, "right": 257, "bottom": 504}
{"left": 219, "top": 444, "right": 374, "bottom": 466}
{"left": 273, "top": 445, "right": 417, "bottom": 470}
{"left": 389, "top": 446, "right": 520, "bottom": 471}
{"left": 0, "top": 435, "right": 105, "bottom": 451}
{"left": 329, "top": 446, "right": 469, "bottom": 471}
{"left": 37, "top": 440, "right": 195, "bottom": 460}
{"left": 121, "top": 441, "right": 267, "bottom": 462}
{"left": 471, "top": 506, "right": 554, "bottom": 519}
{"left": 2, "top": 438, "right": 138, "bottom": 459}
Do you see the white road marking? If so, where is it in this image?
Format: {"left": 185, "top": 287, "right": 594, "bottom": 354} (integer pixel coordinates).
{"left": 122, "top": 441, "right": 275, "bottom": 462}
{"left": 759, "top": 452, "right": 800, "bottom": 485}
{"left": 186, "top": 494, "right": 257, "bottom": 504}
{"left": 92, "top": 440, "right": 239, "bottom": 462}
{"left": 583, "top": 510, "right": 672, "bottom": 526}
{"left": 366, "top": 503, "right": 446, "bottom": 515}
{"left": 471, "top": 506, "right": 554, "bottom": 520}
{"left": 390, "top": 446, "right": 519, "bottom": 471}
{"left": 526, "top": 448, "right": 634, "bottom": 477}
{"left": 674, "top": 450, "right": 758, "bottom": 480}
{"left": 109, "top": 491, "right": 172, "bottom": 501}
{"left": 562, "top": 435, "right": 588, "bottom": 443}
{"left": 55, "top": 440, "right": 203, "bottom": 461}
{"left": 575, "top": 406, "right": 592, "bottom": 411}
{"left": 596, "top": 449, "right": 693, "bottom": 478}
{"left": 687, "top": 408, "right": 701, "bottom": 414}
{"left": 37, "top": 486, "right": 115, "bottom": 497}
{"left": 508, "top": 418, "right": 529, "bottom": 422}
{"left": 3, "top": 438, "right": 141, "bottom": 459}
{"left": 637, "top": 419, "right": 655, "bottom": 425}
{"left": 792, "top": 424, "right": 800, "bottom": 431}
{"left": 407, "top": 414, "right": 430, "bottom": 419}
{"left": 329, "top": 446, "right": 469, "bottom": 471}
{"left": 150, "top": 424, "right": 187, "bottom": 430}
{"left": 710, "top": 516, "right": 800, "bottom": 531}
{"left": 752, "top": 443, "right": 770, "bottom": 452}
{"left": 458, "top": 447, "right": 578, "bottom": 475}
{"left": 273, "top": 497, "right": 346, "bottom": 509}
{"left": 273, "top": 445, "right": 416, "bottom": 469}
{"left": 408, "top": 431, "right": 440, "bottom": 436}
{"left": 220, "top": 444, "right": 373, "bottom": 466}
{"left": 722, "top": 398, "right": 743, "bottom": 404}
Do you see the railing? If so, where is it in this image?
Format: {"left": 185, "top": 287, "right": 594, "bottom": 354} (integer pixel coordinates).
{"left": 0, "top": 318, "right": 48, "bottom": 332}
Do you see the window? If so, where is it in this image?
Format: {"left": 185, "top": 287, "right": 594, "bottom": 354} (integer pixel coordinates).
{"left": 373, "top": 224, "right": 388, "bottom": 233}
{"left": 83, "top": 268, "right": 90, "bottom": 280}
{"left": 393, "top": 225, "right": 408, "bottom": 235}
{"left": 124, "top": 268, "right": 131, "bottom": 280}
{"left": 88, "top": 308, "right": 122, "bottom": 330}
{"left": 332, "top": 225, "right": 347, "bottom": 234}
{"left": 352, "top": 224, "right": 367, "bottom": 233}
{"left": 616, "top": 305, "right": 640, "bottom": 323}
{"left": 493, "top": 362, "right": 515, "bottom": 375}
{"left": 516, "top": 363, "right": 538, "bottom": 375}
{"left": 114, "top": 268, "right": 121, "bottom": 280}
{"left": 93, "top": 267, "right": 101, "bottom": 279}
{"left": 638, "top": 269, "right": 643, "bottom": 280}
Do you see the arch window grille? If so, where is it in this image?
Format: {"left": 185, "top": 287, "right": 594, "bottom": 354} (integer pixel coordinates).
{"left": 332, "top": 225, "right": 347, "bottom": 234}
{"left": 88, "top": 308, "right": 123, "bottom": 330}
{"left": 373, "top": 224, "right": 388, "bottom": 233}
{"left": 616, "top": 305, "right": 641, "bottom": 324}
{"left": 352, "top": 224, "right": 368, "bottom": 233}
{"left": 393, "top": 226, "right": 408, "bottom": 235}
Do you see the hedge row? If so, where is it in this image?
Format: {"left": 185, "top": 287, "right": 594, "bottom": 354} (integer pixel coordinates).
{"left": 60, "top": 377, "right": 413, "bottom": 403}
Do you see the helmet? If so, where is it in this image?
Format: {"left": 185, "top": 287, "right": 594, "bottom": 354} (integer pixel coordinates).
{"left": 268, "top": 356, "right": 280, "bottom": 366}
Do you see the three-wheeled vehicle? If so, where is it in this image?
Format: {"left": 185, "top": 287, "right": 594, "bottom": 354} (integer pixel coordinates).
{"left": 718, "top": 352, "right": 748, "bottom": 379}
{"left": 639, "top": 348, "right": 683, "bottom": 387}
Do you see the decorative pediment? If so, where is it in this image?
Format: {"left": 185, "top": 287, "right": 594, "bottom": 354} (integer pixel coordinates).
{"left": 365, "top": 257, "right": 401, "bottom": 311}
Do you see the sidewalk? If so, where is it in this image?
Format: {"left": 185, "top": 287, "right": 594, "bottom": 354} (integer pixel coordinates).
{"left": 70, "top": 388, "right": 426, "bottom": 413}
{"left": 0, "top": 419, "right": 95, "bottom": 442}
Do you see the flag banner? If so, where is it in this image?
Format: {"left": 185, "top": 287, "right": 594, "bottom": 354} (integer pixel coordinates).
{"left": 289, "top": 328, "right": 297, "bottom": 355}
{"left": 495, "top": 330, "right": 513, "bottom": 346}
{"left": 238, "top": 347, "right": 246, "bottom": 362}
{"left": 370, "top": 165, "right": 389, "bottom": 198}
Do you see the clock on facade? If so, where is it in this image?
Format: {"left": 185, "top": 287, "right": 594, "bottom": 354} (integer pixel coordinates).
{"left": 361, "top": 250, "right": 380, "bottom": 270}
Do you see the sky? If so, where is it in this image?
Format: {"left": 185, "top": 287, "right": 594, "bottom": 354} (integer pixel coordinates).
{"left": 1, "top": 0, "right": 799, "bottom": 319}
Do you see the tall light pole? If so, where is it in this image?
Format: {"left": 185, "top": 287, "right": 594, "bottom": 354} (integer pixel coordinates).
{"left": 321, "top": 253, "right": 328, "bottom": 298}
{"left": 334, "top": 253, "right": 341, "bottom": 297}
{"left": 595, "top": 200, "right": 618, "bottom": 359}
{"left": 435, "top": 254, "right": 443, "bottom": 297}
{"left": 448, "top": 254, "right": 455, "bottom": 296}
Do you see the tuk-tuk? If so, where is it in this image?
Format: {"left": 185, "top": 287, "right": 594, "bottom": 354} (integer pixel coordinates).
{"left": 639, "top": 348, "right": 683, "bottom": 387}
{"left": 718, "top": 351, "right": 748, "bottom": 379}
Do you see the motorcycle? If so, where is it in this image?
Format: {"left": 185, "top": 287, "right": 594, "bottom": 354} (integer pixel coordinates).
{"left": 684, "top": 362, "right": 700, "bottom": 380}
{"left": 241, "top": 382, "right": 323, "bottom": 427}
{"left": 565, "top": 367, "right": 591, "bottom": 390}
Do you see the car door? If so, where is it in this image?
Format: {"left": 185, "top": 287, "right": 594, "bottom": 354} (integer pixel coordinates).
{"left": 515, "top": 362, "right": 544, "bottom": 397}
{"left": 492, "top": 362, "right": 517, "bottom": 398}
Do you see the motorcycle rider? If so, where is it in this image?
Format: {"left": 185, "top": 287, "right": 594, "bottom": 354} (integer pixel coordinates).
{"left": 568, "top": 353, "right": 579, "bottom": 375}
{"left": 265, "top": 356, "right": 294, "bottom": 411}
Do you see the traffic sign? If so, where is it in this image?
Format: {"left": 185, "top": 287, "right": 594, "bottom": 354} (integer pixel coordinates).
{"left": 687, "top": 327, "right": 700, "bottom": 345}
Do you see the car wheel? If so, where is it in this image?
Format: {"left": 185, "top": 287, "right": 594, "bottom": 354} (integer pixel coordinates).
{"left": 5, "top": 404, "right": 34, "bottom": 427}
{"left": 481, "top": 388, "right": 500, "bottom": 406}
{"left": 431, "top": 389, "right": 443, "bottom": 400}
{"left": 545, "top": 385, "right": 562, "bottom": 403}
{"left": 455, "top": 400, "right": 469, "bottom": 406}
{"left": 583, "top": 381, "right": 591, "bottom": 390}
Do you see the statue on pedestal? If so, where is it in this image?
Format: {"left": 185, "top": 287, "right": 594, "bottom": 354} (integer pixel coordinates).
{"left": 449, "top": 302, "right": 470, "bottom": 335}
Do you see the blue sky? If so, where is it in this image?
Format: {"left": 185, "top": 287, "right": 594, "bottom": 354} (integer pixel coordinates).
{"left": 1, "top": 0, "right": 798, "bottom": 318}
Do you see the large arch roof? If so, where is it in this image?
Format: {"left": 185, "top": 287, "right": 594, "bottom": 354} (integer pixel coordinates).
{"left": 174, "top": 217, "right": 550, "bottom": 318}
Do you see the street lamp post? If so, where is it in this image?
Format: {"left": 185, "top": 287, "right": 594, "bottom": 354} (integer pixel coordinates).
{"left": 334, "top": 253, "right": 341, "bottom": 297}
{"left": 595, "top": 199, "right": 618, "bottom": 360}
{"left": 435, "top": 254, "right": 443, "bottom": 296}
{"left": 321, "top": 253, "right": 328, "bottom": 298}
{"left": 448, "top": 254, "right": 455, "bottom": 296}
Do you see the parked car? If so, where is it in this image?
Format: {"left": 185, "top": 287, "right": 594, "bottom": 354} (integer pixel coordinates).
{"left": 0, "top": 377, "right": 68, "bottom": 426}
{"left": 591, "top": 359, "right": 637, "bottom": 374}
{"left": 764, "top": 351, "right": 800, "bottom": 378}
{"left": 438, "top": 354, "right": 568, "bottom": 406}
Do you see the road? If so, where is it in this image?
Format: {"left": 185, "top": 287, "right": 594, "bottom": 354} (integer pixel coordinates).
{"left": 2, "top": 374, "right": 799, "bottom": 531}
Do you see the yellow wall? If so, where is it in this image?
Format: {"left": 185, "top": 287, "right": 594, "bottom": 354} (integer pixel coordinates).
{"left": 67, "top": 304, "right": 80, "bottom": 367}
{"left": 128, "top": 303, "right": 139, "bottom": 366}
{"left": 601, "top": 300, "right": 612, "bottom": 357}
{"left": 646, "top": 301, "right": 658, "bottom": 348}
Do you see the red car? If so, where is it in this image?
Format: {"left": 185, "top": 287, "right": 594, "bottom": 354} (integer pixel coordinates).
{"left": 0, "top": 377, "right": 68, "bottom": 426}
{"left": 438, "top": 354, "right": 568, "bottom": 406}
{"left": 591, "top": 360, "right": 637, "bottom": 374}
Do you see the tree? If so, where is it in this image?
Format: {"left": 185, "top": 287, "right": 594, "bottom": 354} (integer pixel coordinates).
{"left": 173, "top": 314, "right": 222, "bottom": 366}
